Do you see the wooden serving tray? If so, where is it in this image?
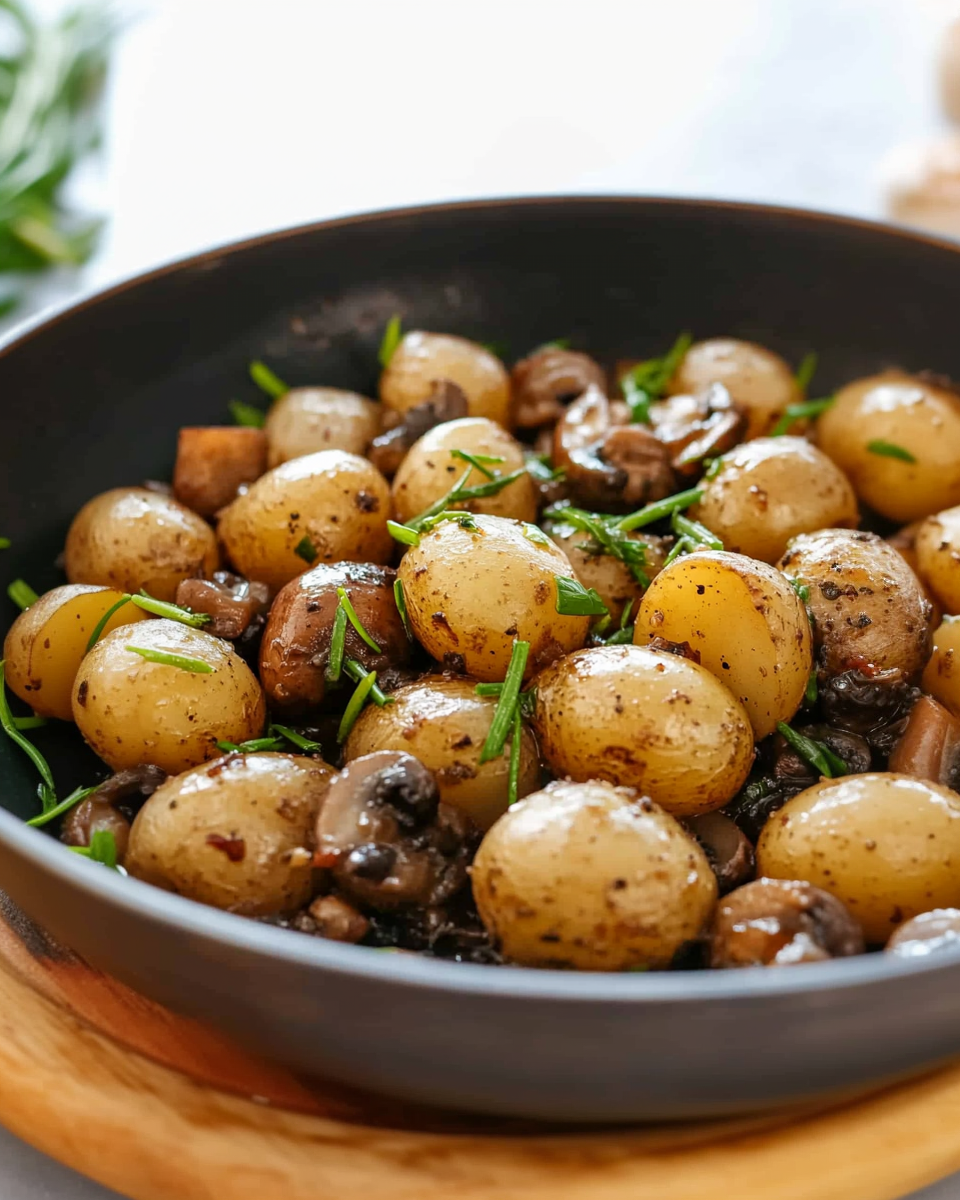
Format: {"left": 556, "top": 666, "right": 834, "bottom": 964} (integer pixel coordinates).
{"left": 0, "top": 897, "right": 959, "bottom": 1200}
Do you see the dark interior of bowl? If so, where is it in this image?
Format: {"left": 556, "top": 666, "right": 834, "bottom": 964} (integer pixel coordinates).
{"left": 3, "top": 197, "right": 960, "bottom": 1123}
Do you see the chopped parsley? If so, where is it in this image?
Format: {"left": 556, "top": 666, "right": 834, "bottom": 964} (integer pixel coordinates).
{"left": 7, "top": 579, "right": 38, "bottom": 611}
{"left": 554, "top": 576, "right": 609, "bottom": 617}
{"left": 294, "top": 535, "right": 318, "bottom": 564}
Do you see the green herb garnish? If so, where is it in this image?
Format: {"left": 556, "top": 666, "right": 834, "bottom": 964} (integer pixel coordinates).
{"left": 418, "top": 510, "right": 479, "bottom": 534}
{"left": 269, "top": 724, "right": 323, "bottom": 754}
{"left": 545, "top": 505, "right": 650, "bottom": 587}
{"left": 338, "top": 667, "right": 380, "bottom": 742}
{"left": 535, "top": 337, "right": 570, "bottom": 352}
{"left": 507, "top": 707, "right": 523, "bottom": 806}
{"left": 69, "top": 828, "right": 117, "bottom": 869}
{"left": 249, "top": 359, "right": 288, "bottom": 399}
{"left": 702, "top": 457, "right": 724, "bottom": 480}
{"left": 671, "top": 510, "right": 723, "bottom": 551}
{"left": 0, "top": 538, "right": 9, "bottom": 550}
{"left": 125, "top": 646, "right": 213, "bottom": 674}
{"left": 378, "top": 314, "right": 402, "bottom": 368}
{"left": 662, "top": 536, "right": 694, "bottom": 568}
{"left": 217, "top": 736, "right": 285, "bottom": 754}
{"left": 795, "top": 351, "right": 818, "bottom": 396}
{"left": 804, "top": 669, "right": 818, "bottom": 707}
{"left": 393, "top": 578, "right": 413, "bottom": 641}
{"left": 7, "top": 579, "right": 38, "bottom": 610}
{"left": 294, "top": 535, "right": 318, "bottom": 564}
{"left": 407, "top": 465, "right": 526, "bottom": 532}
{"left": 449, "top": 449, "right": 505, "bottom": 480}
{"left": 789, "top": 578, "right": 811, "bottom": 604}
{"left": 229, "top": 399, "right": 266, "bottom": 428}
{"left": 0, "top": 660, "right": 56, "bottom": 812}
{"left": 85, "top": 593, "right": 133, "bottom": 652}
{"left": 13, "top": 714, "right": 45, "bottom": 730}
{"left": 525, "top": 454, "right": 566, "bottom": 483}
{"left": 337, "top": 587, "right": 381, "bottom": 653}
{"left": 326, "top": 602, "right": 348, "bottom": 684}
{"left": 554, "top": 576, "right": 609, "bottom": 617}
{"left": 867, "top": 439, "right": 917, "bottom": 463}
{"left": 776, "top": 721, "right": 847, "bottom": 779}
{"left": 604, "top": 598, "right": 636, "bottom": 645}
{"left": 343, "top": 659, "right": 393, "bottom": 707}
{"left": 770, "top": 396, "right": 835, "bottom": 437}
{"left": 620, "top": 332, "right": 692, "bottom": 423}
{"left": 479, "top": 640, "right": 530, "bottom": 764}
{"left": 387, "top": 520, "right": 421, "bottom": 547}
{"left": 133, "top": 592, "right": 211, "bottom": 627}
{"left": 482, "top": 339, "right": 510, "bottom": 359}
{"left": 26, "top": 783, "right": 98, "bottom": 828}
{"left": 522, "top": 523, "right": 550, "bottom": 546}
{"left": 617, "top": 487, "right": 703, "bottom": 532}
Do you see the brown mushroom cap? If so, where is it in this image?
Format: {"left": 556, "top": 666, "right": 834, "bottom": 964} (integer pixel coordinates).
{"left": 62, "top": 799, "right": 133, "bottom": 862}
{"left": 683, "top": 812, "right": 755, "bottom": 894}
{"left": 886, "top": 908, "right": 960, "bottom": 957}
{"left": 176, "top": 571, "right": 271, "bottom": 640}
{"left": 367, "top": 379, "right": 468, "bottom": 477}
{"left": 649, "top": 383, "right": 746, "bottom": 475}
{"left": 510, "top": 348, "right": 607, "bottom": 429}
{"left": 709, "top": 877, "right": 865, "bottom": 968}
{"left": 888, "top": 695, "right": 960, "bottom": 788}
{"left": 314, "top": 751, "right": 476, "bottom": 911}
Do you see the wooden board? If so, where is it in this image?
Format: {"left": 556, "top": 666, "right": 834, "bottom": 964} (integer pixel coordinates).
{"left": 1, "top": 898, "right": 960, "bottom": 1200}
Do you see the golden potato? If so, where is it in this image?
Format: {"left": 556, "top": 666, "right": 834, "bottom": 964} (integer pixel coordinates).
{"left": 72, "top": 619, "right": 265, "bottom": 774}
{"left": 778, "top": 529, "right": 932, "bottom": 677}
{"left": 217, "top": 450, "right": 392, "bottom": 591}
{"left": 343, "top": 674, "right": 539, "bottom": 830}
{"left": 916, "top": 506, "right": 960, "bottom": 614}
{"left": 757, "top": 773, "right": 960, "bottom": 943}
{"left": 3, "top": 585, "right": 151, "bottom": 721}
{"left": 922, "top": 615, "right": 960, "bottom": 715}
{"left": 667, "top": 338, "right": 801, "bottom": 441}
{"left": 816, "top": 371, "right": 960, "bottom": 522}
{"left": 471, "top": 779, "right": 717, "bottom": 970}
{"left": 690, "top": 437, "right": 858, "bottom": 564}
{"left": 531, "top": 644, "right": 754, "bottom": 815}
{"left": 391, "top": 417, "right": 537, "bottom": 525}
{"left": 64, "top": 487, "right": 219, "bottom": 602}
{"left": 380, "top": 331, "right": 511, "bottom": 427}
{"left": 264, "top": 388, "right": 380, "bottom": 467}
{"left": 397, "top": 514, "right": 590, "bottom": 682}
{"left": 634, "top": 551, "right": 812, "bottom": 739}
{"left": 545, "top": 524, "right": 666, "bottom": 625}
{"left": 126, "top": 753, "right": 333, "bottom": 915}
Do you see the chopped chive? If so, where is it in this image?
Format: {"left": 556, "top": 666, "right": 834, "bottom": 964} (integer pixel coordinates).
{"left": 620, "top": 598, "right": 636, "bottom": 630}
{"left": 770, "top": 396, "right": 836, "bottom": 437}
{"left": 387, "top": 520, "right": 421, "bottom": 547}
{"left": 449, "top": 448, "right": 505, "bottom": 480}
{"left": 507, "top": 707, "right": 523, "bottom": 806}
{"left": 343, "top": 659, "right": 393, "bottom": 706}
{"left": 294, "top": 535, "right": 318, "bottom": 564}
{"left": 249, "top": 359, "right": 288, "bottom": 399}
{"left": 475, "top": 682, "right": 504, "bottom": 697}
{"left": 525, "top": 455, "right": 566, "bottom": 483}
{"left": 776, "top": 721, "right": 847, "bottom": 779}
{"left": 672, "top": 510, "right": 723, "bottom": 550}
{"left": 338, "top": 668, "right": 380, "bottom": 742}
{"left": 229, "top": 399, "right": 266, "bottom": 428}
{"left": 26, "top": 783, "right": 99, "bottom": 829}
{"left": 789, "top": 578, "right": 811, "bottom": 604}
{"left": 522, "top": 523, "right": 550, "bottom": 546}
{"left": 69, "top": 828, "right": 118, "bottom": 869}
{"left": 7, "top": 579, "right": 38, "bottom": 611}
{"left": 620, "top": 331, "right": 692, "bottom": 424}
{"left": 216, "top": 736, "right": 285, "bottom": 754}
{"left": 592, "top": 613, "right": 612, "bottom": 639}
{"left": 0, "top": 538, "right": 9, "bottom": 550}
{"left": 804, "top": 669, "right": 818, "bottom": 707}
{"left": 617, "top": 488, "right": 703, "bottom": 532}
{"left": 554, "top": 576, "right": 609, "bottom": 617}
{"left": 866, "top": 439, "right": 917, "bottom": 463}
{"left": 479, "top": 641, "right": 530, "bottom": 764}
{"left": 604, "top": 626, "right": 635, "bottom": 645}
{"left": 408, "top": 466, "right": 526, "bottom": 531}
{"left": 336, "top": 587, "right": 381, "bottom": 653}
{"left": 544, "top": 505, "right": 649, "bottom": 586}
{"left": 378, "top": 314, "right": 403, "bottom": 368}
{"left": 0, "top": 661, "right": 57, "bottom": 808}
{"left": 132, "top": 591, "right": 212, "bottom": 628}
{"left": 393, "top": 579, "right": 413, "bottom": 641}
{"left": 217, "top": 741, "right": 240, "bottom": 752}
{"left": 662, "top": 536, "right": 694, "bottom": 568}
{"left": 13, "top": 715, "right": 46, "bottom": 731}
{"left": 418, "top": 511, "right": 479, "bottom": 534}
{"left": 86, "top": 593, "right": 133, "bottom": 652}
{"left": 326, "top": 603, "right": 348, "bottom": 684}
{"left": 125, "top": 646, "right": 213, "bottom": 674}
{"left": 795, "top": 351, "right": 818, "bottom": 396}
{"left": 269, "top": 724, "right": 323, "bottom": 754}
{"left": 703, "top": 456, "right": 724, "bottom": 480}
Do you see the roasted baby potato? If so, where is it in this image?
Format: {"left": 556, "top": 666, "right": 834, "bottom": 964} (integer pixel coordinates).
{"left": 217, "top": 450, "right": 392, "bottom": 591}
{"left": 757, "top": 773, "right": 960, "bottom": 943}
{"left": 922, "top": 615, "right": 960, "bottom": 716}
{"left": 471, "top": 779, "right": 717, "bottom": 970}
{"left": 915, "top": 506, "right": 960, "bottom": 615}
{"left": 2, "top": 585, "right": 151, "bottom": 721}
{"left": 634, "top": 550, "right": 813, "bottom": 738}
{"left": 65, "top": 487, "right": 219, "bottom": 602}
{"left": 380, "top": 331, "right": 511, "bottom": 427}
{"left": 343, "top": 674, "right": 540, "bottom": 830}
{"left": 396, "top": 513, "right": 590, "bottom": 681}
{"left": 264, "top": 388, "right": 381, "bottom": 467}
{"left": 126, "top": 752, "right": 333, "bottom": 914}
{"left": 72, "top": 619, "right": 265, "bottom": 774}
{"left": 172, "top": 426, "right": 268, "bottom": 517}
{"left": 816, "top": 371, "right": 960, "bottom": 522}
{"left": 531, "top": 644, "right": 754, "bottom": 815}
{"left": 690, "top": 437, "right": 858, "bottom": 564}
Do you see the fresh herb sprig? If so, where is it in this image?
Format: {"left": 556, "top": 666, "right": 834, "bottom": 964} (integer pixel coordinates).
{"left": 620, "top": 332, "right": 692, "bottom": 424}
{"left": 218, "top": 725, "right": 323, "bottom": 756}
{"left": 771, "top": 396, "right": 835, "bottom": 437}
{"left": 449, "top": 449, "right": 504, "bottom": 479}
{"left": 68, "top": 828, "right": 117, "bottom": 869}
{"left": 390, "top": 461, "right": 527, "bottom": 540}
{"left": 86, "top": 592, "right": 212, "bottom": 652}
{"left": 229, "top": 399, "right": 266, "bottom": 428}
{"left": 7, "top": 578, "right": 37, "bottom": 610}
{"left": 125, "top": 646, "right": 213, "bottom": 674}
{"left": 26, "top": 782, "right": 98, "bottom": 828}
{"left": 545, "top": 505, "right": 649, "bottom": 587}
{"left": 0, "top": 659, "right": 55, "bottom": 810}
{"left": 555, "top": 576, "right": 608, "bottom": 617}
{"left": 867, "top": 439, "right": 917, "bottom": 463}
{"left": 338, "top": 666, "right": 381, "bottom": 743}
{"left": 795, "top": 351, "right": 818, "bottom": 396}
{"left": 671, "top": 510, "right": 722, "bottom": 551}
{"left": 776, "top": 721, "right": 847, "bottom": 778}
{"left": 479, "top": 641, "right": 530, "bottom": 764}
{"left": 249, "top": 359, "right": 288, "bottom": 399}
{"left": 617, "top": 488, "right": 703, "bottom": 533}
{"left": 378, "top": 314, "right": 402, "bottom": 368}
{"left": 393, "top": 579, "right": 413, "bottom": 641}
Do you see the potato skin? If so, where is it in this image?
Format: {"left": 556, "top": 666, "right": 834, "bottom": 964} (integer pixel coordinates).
{"left": 667, "top": 338, "right": 801, "bottom": 441}
{"left": 72, "top": 619, "right": 266, "bottom": 774}
{"left": 757, "top": 773, "right": 960, "bottom": 943}
{"left": 264, "top": 388, "right": 380, "bottom": 467}
{"left": 217, "top": 450, "right": 392, "bottom": 591}
{"left": 397, "top": 514, "right": 590, "bottom": 682}
{"left": 380, "top": 331, "right": 511, "bottom": 427}
{"left": 3, "top": 585, "right": 151, "bottom": 721}
{"left": 816, "top": 371, "right": 960, "bottom": 522}
{"left": 65, "top": 487, "right": 219, "bottom": 602}
{"left": 922, "top": 616, "right": 960, "bottom": 716}
{"left": 916, "top": 506, "right": 960, "bottom": 614}
{"left": 471, "top": 779, "right": 717, "bottom": 970}
{"left": 343, "top": 674, "right": 539, "bottom": 830}
{"left": 391, "top": 417, "right": 537, "bottom": 524}
{"left": 690, "top": 437, "right": 858, "bottom": 564}
{"left": 634, "top": 551, "right": 812, "bottom": 739}
{"left": 778, "top": 529, "right": 932, "bottom": 678}
{"left": 126, "top": 753, "right": 333, "bottom": 915}
{"left": 531, "top": 645, "right": 754, "bottom": 815}
{"left": 546, "top": 525, "right": 666, "bottom": 625}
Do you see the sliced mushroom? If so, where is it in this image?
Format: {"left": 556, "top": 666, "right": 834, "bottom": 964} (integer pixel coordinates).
{"left": 889, "top": 695, "right": 960, "bottom": 788}
{"left": 510, "top": 347, "right": 607, "bottom": 429}
{"left": 886, "top": 908, "right": 960, "bottom": 957}
{"left": 819, "top": 666, "right": 922, "bottom": 755}
{"left": 306, "top": 894, "right": 371, "bottom": 944}
{"left": 314, "top": 751, "right": 476, "bottom": 911}
{"left": 710, "top": 878, "right": 864, "bottom": 967}
{"left": 61, "top": 763, "right": 169, "bottom": 863}
{"left": 649, "top": 383, "right": 747, "bottom": 475}
{"left": 367, "top": 379, "right": 468, "bottom": 477}
{"left": 683, "top": 812, "right": 755, "bottom": 894}
{"left": 176, "top": 571, "right": 272, "bottom": 640}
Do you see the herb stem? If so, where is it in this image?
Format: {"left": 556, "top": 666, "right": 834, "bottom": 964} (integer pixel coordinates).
{"left": 338, "top": 668, "right": 380, "bottom": 742}
{"left": 378, "top": 314, "right": 402, "bottom": 368}
{"left": 672, "top": 511, "right": 723, "bottom": 550}
{"left": 249, "top": 359, "right": 288, "bottom": 399}
{"left": 0, "top": 660, "right": 56, "bottom": 808}
{"left": 776, "top": 721, "right": 847, "bottom": 779}
{"left": 125, "top": 646, "right": 213, "bottom": 674}
{"left": 479, "top": 641, "right": 530, "bottom": 764}
{"left": 26, "top": 783, "right": 99, "bottom": 828}
{"left": 617, "top": 488, "right": 703, "bottom": 532}
{"left": 7, "top": 578, "right": 38, "bottom": 610}
{"left": 507, "top": 707, "right": 523, "bottom": 806}
{"left": 336, "top": 587, "right": 381, "bottom": 653}
{"left": 343, "top": 659, "right": 393, "bottom": 706}
{"left": 326, "top": 603, "right": 348, "bottom": 684}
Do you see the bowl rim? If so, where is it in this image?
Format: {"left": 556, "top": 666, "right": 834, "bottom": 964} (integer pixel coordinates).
{"left": 4, "top": 192, "right": 960, "bottom": 1003}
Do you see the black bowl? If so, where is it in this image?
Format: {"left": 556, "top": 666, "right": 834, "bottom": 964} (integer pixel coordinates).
{"left": 3, "top": 197, "right": 960, "bottom": 1124}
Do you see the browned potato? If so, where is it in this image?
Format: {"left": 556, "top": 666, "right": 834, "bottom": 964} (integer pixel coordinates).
{"left": 778, "top": 528, "right": 932, "bottom": 677}
{"left": 3, "top": 585, "right": 151, "bottom": 721}
{"left": 380, "top": 331, "right": 511, "bottom": 427}
{"left": 532, "top": 644, "right": 754, "bottom": 815}
{"left": 126, "top": 753, "right": 333, "bottom": 914}
{"left": 217, "top": 450, "right": 392, "bottom": 591}
{"left": 916, "top": 506, "right": 960, "bottom": 614}
{"left": 545, "top": 523, "right": 666, "bottom": 625}
{"left": 64, "top": 487, "right": 219, "bottom": 602}
{"left": 690, "top": 437, "right": 858, "bottom": 564}
{"left": 817, "top": 371, "right": 960, "bottom": 522}
{"left": 922, "top": 616, "right": 960, "bottom": 715}
{"left": 757, "top": 773, "right": 960, "bottom": 943}
{"left": 72, "top": 619, "right": 266, "bottom": 774}
{"left": 396, "top": 514, "right": 590, "bottom": 681}
{"left": 259, "top": 562, "right": 409, "bottom": 712}
{"left": 667, "top": 338, "right": 801, "bottom": 440}
{"left": 634, "top": 551, "right": 812, "bottom": 738}
{"left": 172, "top": 426, "right": 268, "bottom": 517}
{"left": 471, "top": 779, "right": 717, "bottom": 970}
{"left": 391, "top": 417, "right": 537, "bottom": 524}
{"left": 264, "top": 388, "right": 380, "bottom": 467}
{"left": 343, "top": 674, "right": 539, "bottom": 830}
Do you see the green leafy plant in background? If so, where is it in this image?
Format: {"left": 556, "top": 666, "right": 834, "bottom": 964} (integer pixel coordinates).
{"left": 0, "top": 0, "right": 113, "bottom": 314}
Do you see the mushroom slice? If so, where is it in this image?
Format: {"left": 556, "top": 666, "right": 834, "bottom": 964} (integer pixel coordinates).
{"left": 649, "top": 383, "right": 746, "bottom": 475}
{"left": 511, "top": 348, "right": 607, "bottom": 429}
{"left": 176, "top": 572, "right": 271, "bottom": 640}
{"left": 709, "top": 877, "right": 864, "bottom": 967}
{"left": 314, "top": 751, "right": 476, "bottom": 911}
{"left": 886, "top": 908, "right": 960, "bottom": 958}
{"left": 367, "top": 379, "right": 468, "bottom": 477}
{"left": 888, "top": 695, "right": 960, "bottom": 788}
{"left": 683, "top": 812, "right": 755, "bottom": 894}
